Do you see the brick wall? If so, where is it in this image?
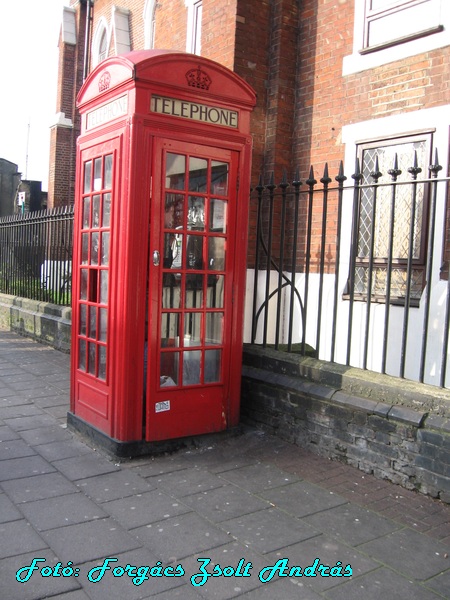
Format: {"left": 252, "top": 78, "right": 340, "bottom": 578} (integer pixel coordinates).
{"left": 241, "top": 346, "right": 450, "bottom": 503}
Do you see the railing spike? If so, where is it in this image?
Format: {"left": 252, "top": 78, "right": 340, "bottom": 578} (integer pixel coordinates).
{"left": 320, "top": 163, "right": 332, "bottom": 185}
{"left": 335, "top": 160, "right": 347, "bottom": 184}
{"left": 306, "top": 165, "right": 317, "bottom": 186}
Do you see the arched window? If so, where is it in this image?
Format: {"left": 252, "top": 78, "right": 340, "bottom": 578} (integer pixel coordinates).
{"left": 144, "top": 0, "right": 157, "bottom": 49}
{"left": 92, "top": 19, "right": 109, "bottom": 67}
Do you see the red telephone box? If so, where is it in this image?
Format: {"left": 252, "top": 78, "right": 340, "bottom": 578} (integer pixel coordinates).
{"left": 68, "top": 50, "right": 256, "bottom": 455}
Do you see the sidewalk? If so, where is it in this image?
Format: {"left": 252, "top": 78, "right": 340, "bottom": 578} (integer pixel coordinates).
{"left": 0, "top": 329, "right": 449, "bottom": 600}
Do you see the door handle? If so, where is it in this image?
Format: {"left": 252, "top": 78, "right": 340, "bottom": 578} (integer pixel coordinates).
{"left": 153, "top": 250, "right": 160, "bottom": 266}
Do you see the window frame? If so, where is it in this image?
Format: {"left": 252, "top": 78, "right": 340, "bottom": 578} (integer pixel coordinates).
{"left": 185, "top": 0, "right": 202, "bottom": 55}
{"left": 350, "top": 131, "right": 434, "bottom": 305}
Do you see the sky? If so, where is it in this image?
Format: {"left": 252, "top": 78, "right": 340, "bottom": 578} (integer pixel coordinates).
{"left": 0, "top": 0, "right": 68, "bottom": 190}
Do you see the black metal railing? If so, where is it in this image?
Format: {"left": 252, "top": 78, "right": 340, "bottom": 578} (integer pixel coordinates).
{"left": 0, "top": 207, "right": 74, "bottom": 306}
{"left": 250, "top": 153, "right": 450, "bottom": 388}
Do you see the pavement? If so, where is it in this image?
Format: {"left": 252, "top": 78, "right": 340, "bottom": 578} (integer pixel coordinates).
{"left": 0, "top": 329, "right": 449, "bottom": 600}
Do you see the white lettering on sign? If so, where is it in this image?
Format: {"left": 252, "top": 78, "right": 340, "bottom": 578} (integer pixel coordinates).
{"left": 151, "top": 95, "right": 239, "bottom": 129}
{"left": 155, "top": 400, "right": 171, "bottom": 413}
{"left": 86, "top": 95, "right": 128, "bottom": 130}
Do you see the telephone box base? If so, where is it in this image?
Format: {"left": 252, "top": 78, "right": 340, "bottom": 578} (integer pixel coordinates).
{"left": 67, "top": 411, "right": 243, "bottom": 459}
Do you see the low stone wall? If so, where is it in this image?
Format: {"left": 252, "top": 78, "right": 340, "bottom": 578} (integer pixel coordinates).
{"left": 241, "top": 345, "right": 450, "bottom": 503}
{"left": 0, "top": 293, "right": 71, "bottom": 352}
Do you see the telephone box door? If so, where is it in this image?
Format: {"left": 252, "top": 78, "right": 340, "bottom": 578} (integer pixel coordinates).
{"left": 146, "top": 138, "right": 240, "bottom": 441}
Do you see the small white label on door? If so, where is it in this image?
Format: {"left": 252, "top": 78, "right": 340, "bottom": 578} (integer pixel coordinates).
{"left": 155, "top": 400, "right": 171, "bottom": 413}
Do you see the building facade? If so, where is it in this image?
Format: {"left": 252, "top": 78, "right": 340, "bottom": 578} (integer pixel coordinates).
{"left": 49, "top": 0, "right": 450, "bottom": 386}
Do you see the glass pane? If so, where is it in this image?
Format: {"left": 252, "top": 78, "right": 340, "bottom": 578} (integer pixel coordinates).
{"left": 79, "top": 304, "right": 87, "bottom": 336}
{"left": 188, "top": 196, "right": 205, "bottom": 230}
{"left": 211, "top": 161, "right": 228, "bottom": 195}
{"left": 88, "top": 342, "right": 96, "bottom": 375}
{"left": 101, "top": 232, "right": 110, "bottom": 265}
{"left": 98, "top": 346, "right": 107, "bottom": 381}
{"left": 207, "top": 274, "right": 224, "bottom": 308}
{"left": 161, "top": 313, "right": 180, "bottom": 347}
{"left": 171, "top": 233, "right": 183, "bottom": 269}
{"left": 184, "top": 312, "right": 202, "bottom": 346}
{"left": 99, "top": 270, "right": 108, "bottom": 304}
{"left": 84, "top": 160, "right": 92, "bottom": 193}
{"left": 78, "top": 339, "right": 86, "bottom": 370}
{"left": 189, "top": 157, "right": 208, "bottom": 192}
{"left": 92, "top": 195, "right": 101, "bottom": 228}
{"left": 82, "top": 198, "right": 90, "bottom": 229}
{"left": 162, "top": 275, "right": 181, "bottom": 308}
{"left": 81, "top": 233, "right": 89, "bottom": 265}
{"left": 160, "top": 352, "right": 179, "bottom": 386}
{"left": 165, "top": 193, "right": 184, "bottom": 229}
{"left": 80, "top": 269, "right": 88, "bottom": 300}
{"left": 210, "top": 199, "right": 227, "bottom": 232}
{"left": 99, "top": 308, "right": 107, "bottom": 342}
{"left": 183, "top": 350, "right": 201, "bottom": 385}
{"left": 187, "top": 235, "right": 203, "bottom": 269}
{"left": 104, "top": 154, "right": 113, "bottom": 188}
{"left": 94, "top": 157, "right": 102, "bottom": 191}
{"left": 166, "top": 153, "right": 185, "bottom": 189}
{"left": 208, "top": 237, "right": 225, "bottom": 270}
{"left": 89, "top": 306, "right": 97, "bottom": 339}
{"left": 205, "top": 349, "right": 221, "bottom": 383}
{"left": 103, "top": 193, "right": 111, "bottom": 228}
{"left": 91, "top": 232, "right": 99, "bottom": 265}
{"left": 206, "top": 312, "right": 223, "bottom": 345}
{"left": 186, "top": 274, "right": 203, "bottom": 308}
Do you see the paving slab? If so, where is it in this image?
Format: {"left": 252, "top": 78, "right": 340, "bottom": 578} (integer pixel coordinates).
{"left": 237, "top": 577, "right": 323, "bottom": 599}
{"left": 41, "top": 518, "right": 141, "bottom": 564}
{"left": 0, "top": 549, "right": 82, "bottom": 600}
{"left": 34, "top": 438, "right": 92, "bottom": 462}
{"left": 219, "top": 508, "right": 320, "bottom": 554}
{"left": 359, "top": 527, "right": 450, "bottom": 580}
{"left": 0, "top": 519, "right": 48, "bottom": 559}
{"left": 0, "top": 438, "right": 37, "bottom": 460}
{"left": 0, "top": 471, "right": 80, "bottom": 503}
{"left": 302, "top": 502, "right": 402, "bottom": 546}
{"left": 100, "top": 489, "right": 193, "bottom": 529}
{"left": 19, "top": 424, "right": 71, "bottom": 445}
{"left": 151, "top": 467, "right": 227, "bottom": 498}
{"left": 180, "top": 484, "right": 270, "bottom": 523}
{"left": 0, "top": 455, "right": 55, "bottom": 481}
{"left": 52, "top": 453, "right": 120, "bottom": 481}
{"left": 424, "top": 569, "right": 450, "bottom": 597}
{"left": 133, "top": 511, "right": 231, "bottom": 563}
{"left": 324, "top": 566, "right": 443, "bottom": 600}
{"left": 18, "top": 492, "right": 108, "bottom": 531}
{"left": 217, "top": 462, "right": 299, "bottom": 493}
{"left": 76, "top": 469, "right": 157, "bottom": 502}
{"left": 0, "top": 492, "right": 23, "bottom": 522}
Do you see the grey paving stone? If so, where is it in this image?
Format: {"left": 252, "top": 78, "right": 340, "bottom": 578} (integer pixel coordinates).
{"left": 1, "top": 472, "right": 80, "bottom": 503}
{"left": 76, "top": 469, "right": 156, "bottom": 502}
{"left": 0, "top": 492, "right": 22, "bottom": 523}
{"left": 0, "top": 404, "right": 43, "bottom": 420}
{"left": 131, "top": 456, "right": 192, "bottom": 478}
{"left": 303, "top": 503, "right": 401, "bottom": 546}
{"left": 0, "top": 425, "right": 20, "bottom": 441}
{"left": 259, "top": 481, "right": 347, "bottom": 518}
{"left": 34, "top": 438, "right": 92, "bottom": 462}
{"left": 181, "top": 541, "right": 270, "bottom": 599}
{"left": 133, "top": 511, "right": 231, "bottom": 563}
{"left": 0, "top": 549, "right": 81, "bottom": 600}
{"left": 149, "top": 583, "right": 206, "bottom": 599}
{"left": 34, "top": 394, "right": 70, "bottom": 408}
{"left": 424, "top": 569, "right": 450, "bottom": 597}
{"left": 41, "top": 591, "right": 91, "bottom": 600}
{"left": 41, "top": 518, "right": 140, "bottom": 564}
{"left": 101, "top": 489, "right": 192, "bottom": 529}
{"left": 0, "top": 455, "right": 55, "bottom": 481}
{"left": 52, "top": 453, "right": 120, "bottom": 481}
{"left": 324, "top": 566, "right": 443, "bottom": 600}
{"left": 238, "top": 577, "right": 323, "bottom": 599}
{"left": 219, "top": 508, "right": 320, "bottom": 554}
{"left": 218, "top": 462, "right": 299, "bottom": 493}
{"left": 0, "top": 520, "right": 48, "bottom": 559}
{"left": 19, "top": 424, "right": 72, "bottom": 446}
{"left": 19, "top": 492, "right": 108, "bottom": 531}
{"left": 359, "top": 528, "right": 450, "bottom": 580}
{"left": 181, "top": 484, "right": 270, "bottom": 523}
{"left": 266, "top": 533, "right": 378, "bottom": 592}
{"left": 77, "top": 548, "right": 186, "bottom": 600}
{"left": 151, "top": 467, "right": 226, "bottom": 498}
{"left": 0, "top": 438, "right": 37, "bottom": 460}
{"left": 3, "top": 414, "right": 56, "bottom": 431}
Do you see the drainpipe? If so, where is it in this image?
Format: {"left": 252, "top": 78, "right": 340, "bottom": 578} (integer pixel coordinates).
{"left": 83, "top": 0, "right": 93, "bottom": 81}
